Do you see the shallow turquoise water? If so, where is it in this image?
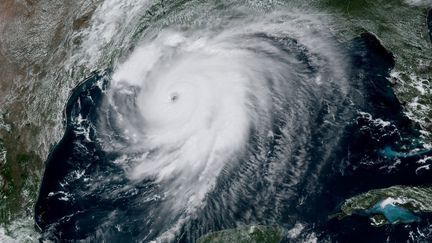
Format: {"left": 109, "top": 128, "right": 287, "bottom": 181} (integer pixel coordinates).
{"left": 367, "top": 200, "right": 420, "bottom": 224}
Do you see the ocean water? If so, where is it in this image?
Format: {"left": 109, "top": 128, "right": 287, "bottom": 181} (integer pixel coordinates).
{"left": 33, "top": 5, "right": 432, "bottom": 241}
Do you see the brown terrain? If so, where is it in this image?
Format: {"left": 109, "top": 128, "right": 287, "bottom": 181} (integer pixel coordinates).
{"left": 0, "top": 0, "right": 95, "bottom": 225}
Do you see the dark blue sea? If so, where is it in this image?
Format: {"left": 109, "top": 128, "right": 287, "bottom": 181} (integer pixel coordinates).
{"left": 35, "top": 31, "right": 432, "bottom": 243}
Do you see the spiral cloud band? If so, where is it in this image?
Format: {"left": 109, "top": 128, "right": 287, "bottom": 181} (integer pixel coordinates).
{"left": 97, "top": 12, "right": 349, "bottom": 238}
{"left": 36, "top": 7, "right": 359, "bottom": 242}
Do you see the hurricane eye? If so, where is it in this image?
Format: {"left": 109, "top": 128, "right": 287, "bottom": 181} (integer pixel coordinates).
{"left": 169, "top": 92, "right": 179, "bottom": 103}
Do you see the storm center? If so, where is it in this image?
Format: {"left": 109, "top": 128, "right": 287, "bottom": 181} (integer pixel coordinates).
{"left": 169, "top": 92, "right": 179, "bottom": 103}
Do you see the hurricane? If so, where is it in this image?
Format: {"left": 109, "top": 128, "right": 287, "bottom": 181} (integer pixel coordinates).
{"left": 107, "top": 16, "right": 347, "bottom": 209}
{"left": 34, "top": 1, "right": 432, "bottom": 242}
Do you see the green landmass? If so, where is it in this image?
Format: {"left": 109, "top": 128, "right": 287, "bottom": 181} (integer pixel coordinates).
{"left": 337, "top": 186, "right": 432, "bottom": 226}
{"left": 197, "top": 225, "right": 284, "bottom": 243}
